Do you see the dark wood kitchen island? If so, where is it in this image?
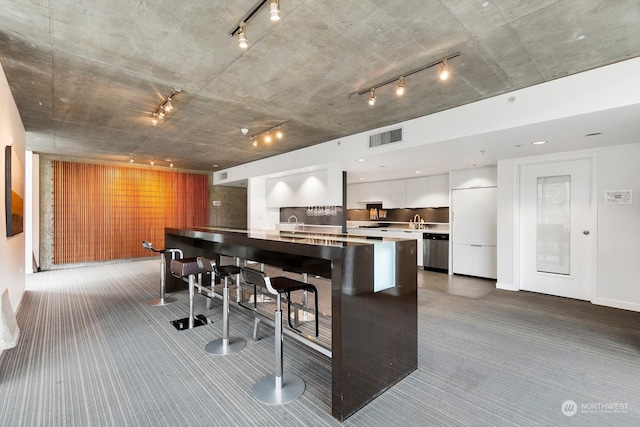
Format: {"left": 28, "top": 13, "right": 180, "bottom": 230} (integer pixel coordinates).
{"left": 165, "top": 227, "right": 417, "bottom": 421}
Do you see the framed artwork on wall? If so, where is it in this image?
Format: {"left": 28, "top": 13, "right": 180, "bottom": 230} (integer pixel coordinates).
{"left": 4, "top": 145, "right": 24, "bottom": 237}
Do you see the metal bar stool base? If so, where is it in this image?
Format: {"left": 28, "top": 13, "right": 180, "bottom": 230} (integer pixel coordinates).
{"left": 205, "top": 337, "right": 247, "bottom": 355}
{"left": 148, "top": 296, "right": 177, "bottom": 306}
{"left": 171, "top": 314, "right": 209, "bottom": 331}
{"left": 252, "top": 373, "right": 305, "bottom": 405}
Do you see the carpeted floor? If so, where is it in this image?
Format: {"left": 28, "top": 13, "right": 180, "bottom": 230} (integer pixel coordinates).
{"left": 1, "top": 258, "right": 639, "bottom": 426}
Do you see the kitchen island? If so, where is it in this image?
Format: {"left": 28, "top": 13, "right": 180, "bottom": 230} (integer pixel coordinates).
{"left": 165, "top": 227, "right": 417, "bottom": 421}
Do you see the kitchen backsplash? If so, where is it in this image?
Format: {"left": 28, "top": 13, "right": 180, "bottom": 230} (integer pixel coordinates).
{"left": 347, "top": 207, "right": 449, "bottom": 223}
{"left": 280, "top": 206, "right": 344, "bottom": 226}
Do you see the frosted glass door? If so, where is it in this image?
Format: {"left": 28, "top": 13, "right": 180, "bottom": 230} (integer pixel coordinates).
{"left": 536, "top": 175, "right": 570, "bottom": 275}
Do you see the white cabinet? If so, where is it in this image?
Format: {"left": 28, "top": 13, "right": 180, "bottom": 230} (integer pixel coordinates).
{"left": 346, "top": 182, "right": 383, "bottom": 208}
{"left": 451, "top": 187, "right": 497, "bottom": 279}
{"left": 427, "top": 174, "right": 449, "bottom": 207}
{"left": 405, "top": 177, "right": 429, "bottom": 207}
{"left": 406, "top": 174, "right": 449, "bottom": 207}
{"left": 382, "top": 180, "right": 406, "bottom": 208}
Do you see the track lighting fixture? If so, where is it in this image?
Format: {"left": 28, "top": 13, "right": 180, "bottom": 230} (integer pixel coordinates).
{"left": 230, "top": 0, "right": 282, "bottom": 49}
{"left": 150, "top": 159, "right": 154, "bottom": 166}
{"left": 129, "top": 156, "right": 134, "bottom": 163}
{"left": 368, "top": 89, "right": 377, "bottom": 106}
{"left": 269, "top": 0, "right": 280, "bottom": 21}
{"left": 238, "top": 24, "right": 248, "bottom": 49}
{"left": 249, "top": 120, "right": 289, "bottom": 147}
{"left": 439, "top": 60, "right": 450, "bottom": 80}
{"left": 354, "top": 52, "right": 459, "bottom": 105}
{"left": 149, "top": 87, "right": 182, "bottom": 125}
{"left": 396, "top": 77, "right": 405, "bottom": 96}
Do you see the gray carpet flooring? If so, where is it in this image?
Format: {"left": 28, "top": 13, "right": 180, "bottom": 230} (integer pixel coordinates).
{"left": 1, "top": 259, "right": 639, "bottom": 426}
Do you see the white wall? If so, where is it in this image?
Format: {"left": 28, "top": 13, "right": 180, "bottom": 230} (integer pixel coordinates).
{"left": 25, "top": 151, "right": 39, "bottom": 274}
{"left": 497, "top": 143, "right": 640, "bottom": 311}
{"left": 0, "top": 61, "right": 27, "bottom": 334}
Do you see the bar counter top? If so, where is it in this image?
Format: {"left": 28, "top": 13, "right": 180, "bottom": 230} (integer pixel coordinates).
{"left": 165, "top": 226, "right": 418, "bottom": 421}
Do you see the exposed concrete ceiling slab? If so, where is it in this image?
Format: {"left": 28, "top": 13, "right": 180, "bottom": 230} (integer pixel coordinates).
{"left": 1, "top": 0, "right": 638, "bottom": 173}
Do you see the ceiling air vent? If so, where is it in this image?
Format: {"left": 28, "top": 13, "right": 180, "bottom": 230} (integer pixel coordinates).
{"left": 369, "top": 128, "right": 402, "bottom": 148}
{"left": 219, "top": 171, "right": 228, "bottom": 180}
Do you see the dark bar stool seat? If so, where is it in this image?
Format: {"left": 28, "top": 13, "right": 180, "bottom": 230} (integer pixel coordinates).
{"left": 197, "top": 257, "right": 246, "bottom": 355}
{"left": 142, "top": 240, "right": 180, "bottom": 306}
{"left": 241, "top": 267, "right": 318, "bottom": 405}
{"left": 169, "top": 257, "right": 209, "bottom": 330}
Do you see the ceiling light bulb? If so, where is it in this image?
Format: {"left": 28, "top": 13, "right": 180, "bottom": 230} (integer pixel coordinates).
{"left": 158, "top": 110, "right": 165, "bottom": 119}
{"left": 269, "top": 0, "right": 280, "bottom": 21}
{"left": 151, "top": 115, "right": 158, "bottom": 126}
{"left": 238, "top": 26, "right": 248, "bottom": 49}
{"left": 276, "top": 128, "right": 283, "bottom": 139}
{"left": 169, "top": 162, "right": 174, "bottom": 168}
{"left": 439, "top": 60, "right": 450, "bottom": 80}
{"left": 130, "top": 157, "right": 134, "bottom": 163}
{"left": 252, "top": 139, "right": 258, "bottom": 147}
{"left": 396, "top": 77, "right": 405, "bottom": 96}
{"left": 368, "top": 89, "right": 376, "bottom": 106}
{"left": 265, "top": 133, "right": 272, "bottom": 143}
{"left": 150, "top": 160, "right": 154, "bottom": 166}
{"left": 164, "top": 100, "right": 173, "bottom": 112}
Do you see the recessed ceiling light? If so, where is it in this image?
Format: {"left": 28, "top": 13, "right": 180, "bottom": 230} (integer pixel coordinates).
{"left": 212, "top": 164, "right": 218, "bottom": 168}
{"left": 482, "top": 1, "right": 490, "bottom": 7}
{"left": 466, "top": 163, "right": 477, "bottom": 167}
{"left": 359, "top": 177, "right": 365, "bottom": 181}
{"left": 414, "top": 170, "right": 422, "bottom": 174}
{"left": 356, "top": 158, "right": 366, "bottom": 162}
{"left": 531, "top": 140, "right": 547, "bottom": 145}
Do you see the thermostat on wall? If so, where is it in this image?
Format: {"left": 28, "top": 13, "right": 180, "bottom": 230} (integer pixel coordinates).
{"left": 604, "top": 190, "right": 632, "bottom": 205}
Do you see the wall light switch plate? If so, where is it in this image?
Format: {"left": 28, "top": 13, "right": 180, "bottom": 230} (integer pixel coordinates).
{"left": 604, "top": 190, "right": 632, "bottom": 205}
{"left": 212, "top": 200, "right": 221, "bottom": 206}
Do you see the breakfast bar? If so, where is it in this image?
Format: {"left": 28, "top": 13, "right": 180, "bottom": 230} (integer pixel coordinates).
{"left": 165, "top": 226, "right": 418, "bottom": 421}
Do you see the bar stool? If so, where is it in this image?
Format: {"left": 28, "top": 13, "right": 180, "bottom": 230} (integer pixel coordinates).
{"left": 169, "top": 257, "right": 209, "bottom": 330}
{"left": 241, "top": 267, "right": 318, "bottom": 404}
{"left": 196, "top": 257, "right": 246, "bottom": 355}
{"left": 142, "top": 240, "right": 180, "bottom": 306}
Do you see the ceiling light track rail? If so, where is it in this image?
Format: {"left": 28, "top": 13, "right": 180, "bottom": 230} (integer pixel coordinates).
{"left": 353, "top": 52, "right": 460, "bottom": 97}
{"left": 250, "top": 120, "right": 289, "bottom": 146}
{"left": 150, "top": 87, "right": 182, "bottom": 126}
{"left": 229, "top": 0, "right": 271, "bottom": 36}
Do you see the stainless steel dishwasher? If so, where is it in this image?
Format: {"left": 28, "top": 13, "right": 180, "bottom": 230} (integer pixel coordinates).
{"left": 423, "top": 233, "right": 449, "bottom": 272}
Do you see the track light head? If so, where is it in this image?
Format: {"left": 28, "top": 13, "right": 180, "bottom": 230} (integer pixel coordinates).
{"left": 151, "top": 114, "right": 158, "bottom": 126}
{"left": 164, "top": 100, "right": 173, "bottom": 112}
{"left": 252, "top": 139, "right": 258, "bottom": 147}
{"left": 439, "top": 60, "right": 450, "bottom": 80}
{"left": 396, "top": 77, "right": 405, "bottom": 96}
{"left": 368, "top": 89, "right": 376, "bottom": 106}
{"left": 265, "top": 132, "right": 272, "bottom": 143}
{"left": 276, "top": 128, "right": 283, "bottom": 139}
{"left": 238, "top": 25, "right": 248, "bottom": 49}
{"left": 129, "top": 156, "right": 134, "bottom": 163}
{"left": 269, "top": 0, "right": 280, "bottom": 21}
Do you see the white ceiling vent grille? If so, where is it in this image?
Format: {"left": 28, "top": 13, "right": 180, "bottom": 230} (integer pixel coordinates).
{"left": 369, "top": 128, "right": 402, "bottom": 148}
{"left": 218, "top": 171, "right": 228, "bottom": 180}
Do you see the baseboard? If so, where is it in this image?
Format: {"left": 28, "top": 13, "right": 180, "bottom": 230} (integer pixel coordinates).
{"left": 592, "top": 297, "right": 640, "bottom": 313}
{"left": 496, "top": 282, "right": 517, "bottom": 291}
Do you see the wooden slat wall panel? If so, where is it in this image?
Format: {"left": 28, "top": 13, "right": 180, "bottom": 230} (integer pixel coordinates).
{"left": 52, "top": 161, "right": 209, "bottom": 265}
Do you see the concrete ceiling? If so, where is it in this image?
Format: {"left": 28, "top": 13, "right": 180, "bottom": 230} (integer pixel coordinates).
{"left": 1, "top": 0, "right": 639, "bottom": 173}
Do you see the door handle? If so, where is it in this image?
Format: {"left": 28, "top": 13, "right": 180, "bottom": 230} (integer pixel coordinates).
{"left": 583, "top": 230, "right": 590, "bottom": 235}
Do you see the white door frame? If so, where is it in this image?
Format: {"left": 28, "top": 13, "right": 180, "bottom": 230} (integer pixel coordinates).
{"left": 512, "top": 153, "right": 598, "bottom": 302}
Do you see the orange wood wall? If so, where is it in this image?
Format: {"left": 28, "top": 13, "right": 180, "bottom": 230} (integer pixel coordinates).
{"left": 53, "top": 161, "right": 209, "bottom": 264}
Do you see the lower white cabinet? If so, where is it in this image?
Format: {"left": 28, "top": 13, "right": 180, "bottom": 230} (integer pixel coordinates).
{"left": 452, "top": 243, "right": 497, "bottom": 279}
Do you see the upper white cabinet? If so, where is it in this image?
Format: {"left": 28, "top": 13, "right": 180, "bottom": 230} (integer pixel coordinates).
{"left": 405, "top": 174, "right": 449, "bottom": 207}
{"left": 346, "top": 181, "right": 383, "bottom": 208}
{"left": 405, "top": 177, "right": 429, "bottom": 207}
{"left": 382, "top": 179, "right": 406, "bottom": 208}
